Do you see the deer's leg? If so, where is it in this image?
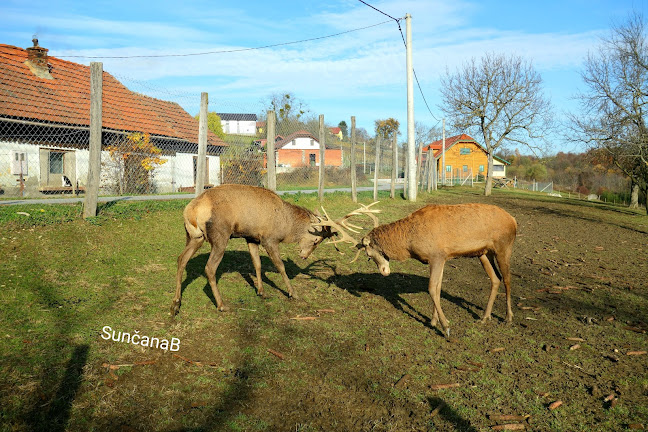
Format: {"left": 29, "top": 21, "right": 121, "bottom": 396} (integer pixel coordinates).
{"left": 479, "top": 253, "right": 501, "bottom": 323}
{"left": 171, "top": 234, "right": 204, "bottom": 316}
{"left": 205, "top": 234, "right": 229, "bottom": 312}
{"left": 247, "top": 241, "right": 266, "bottom": 298}
{"left": 496, "top": 249, "right": 514, "bottom": 323}
{"left": 428, "top": 261, "right": 450, "bottom": 338}
{"left": 263, "top": 242, "right": 297, "bottom": 299}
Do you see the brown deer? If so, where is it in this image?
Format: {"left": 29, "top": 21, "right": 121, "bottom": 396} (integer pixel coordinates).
{"left": 321, "top": 203, "right": 517, "bottom": 338}
{"left": 171, "top": 184, "right": 376, "bottom": 315}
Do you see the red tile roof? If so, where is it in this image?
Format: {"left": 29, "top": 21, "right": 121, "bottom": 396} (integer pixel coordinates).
{"left": 422, "top": 133, "right": 479, "bottom": 157}
{"left": 275, "top": 130, "right": 319, "bottom": 149}
{"left": 0, "top": 43, "right": 225, "bottom": 147}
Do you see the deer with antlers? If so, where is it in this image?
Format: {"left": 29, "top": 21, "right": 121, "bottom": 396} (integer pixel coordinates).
{"left": 318, "top": 203, "right": 517, "bottom": 339}
{"left": 171, "top": 184, "right": 379, "bottom": 315}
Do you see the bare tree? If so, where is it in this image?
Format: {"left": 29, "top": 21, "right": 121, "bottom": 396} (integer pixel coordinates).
{"left": 440, "top": 53, "right": 553, "bottom": 195}
{"left": 570, "top": 12, "right": 648, "bottom": 213}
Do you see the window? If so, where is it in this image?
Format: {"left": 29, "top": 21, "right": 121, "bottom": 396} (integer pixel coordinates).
{"left": 11, "top": 151, "right": 27, "bottom": 175}
{"left": 445, "top": 165, "right": 451, "bottom": 172}
{"left": 463, "top": 165, "right": 468, "bottom": 172}
{"left": 493, "top": 165, "right": 505, "bottom": 172}
{"left": 460, "top": 148, "right": 471, "bottom": 155}
{"left": 309, "top": 153, "right": 316, "bottom": 167}
{"left": 479, "top": 165, "right": 484, "bottom": 172}
{"left": 49, "top": 152, "right": 64, "bottom": 174}
{"left": 310, "top": 139, "right": 315, "bottom": 146}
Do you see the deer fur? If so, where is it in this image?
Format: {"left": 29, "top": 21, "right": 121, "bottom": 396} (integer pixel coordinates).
{"left": 171, "top": 184, "right": 333, "bottom": 315}
{"left": 359, "top": 203, "right": 517, "bottom": 338}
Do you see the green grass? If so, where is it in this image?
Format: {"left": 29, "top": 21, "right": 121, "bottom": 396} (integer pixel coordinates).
{"left": 1, "top": 188, "right": 647, "bottom": 431}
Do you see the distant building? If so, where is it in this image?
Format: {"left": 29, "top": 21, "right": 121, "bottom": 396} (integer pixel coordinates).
{"left": 422, "top": 134, "right": 510, "bottom": 180}
{"left": 264, "top": 130, "right": 342, "bottom": 168}
{"left": 217, "top": 113, "right": 257, "bottom": 135}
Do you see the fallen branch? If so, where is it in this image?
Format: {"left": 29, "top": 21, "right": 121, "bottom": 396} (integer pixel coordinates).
{"left": 430, "top": 383, "right": 461, "bottom": 390}
{"left": 316, "top": 309, "right": 336, "bottom": 314}
{"left": 492, "top": 424, "right": 525, "bottom": 431}
{"left": 430, "top": 402, "right": 445, "bottom": 418}
{"left": 102, "top": 360, "right": 156, "bottom": 370}
{"left": 267, "top": 348, "right": 285, "bottom": 360}
{"left": 565, "top": 337, "right": 585, "bottom": 342}
{"left": 290, "top": 316, "right": 318, "bottom": 321}
{"left": 173, "top": 353, "right": 204, "bottom": 367}
{"left": 489, "top": 414, "right": 531, "bottom": 422}
{"left": 548, "top": 400, "right": 563, "bottom": 410}
{"left": 627, "top": 351, "right": 647, "bottom": 356}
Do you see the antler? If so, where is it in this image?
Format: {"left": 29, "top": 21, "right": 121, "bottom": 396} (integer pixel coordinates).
{"left": 312, "top": 202, "right": 381, "bottom": 255}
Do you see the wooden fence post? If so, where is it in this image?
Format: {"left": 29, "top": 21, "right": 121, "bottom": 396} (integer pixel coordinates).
{"left": 195, "top": 92, "right": 208, "bottom": 197}
{"left": 318, "top": 114, "right": 325, "bottom": 201}
{"left": 83, "top": 62, "right": 102, "bottom": 219}
{"left": 350, "top": 116, "right": 357, "bottom": 203}
{"left": 267, "top": 110, "right": 276, "bottom": 191}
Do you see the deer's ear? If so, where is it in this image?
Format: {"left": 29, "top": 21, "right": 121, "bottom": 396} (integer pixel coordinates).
{"left": 362, "top": 237, "right": 371, "bottom": 247}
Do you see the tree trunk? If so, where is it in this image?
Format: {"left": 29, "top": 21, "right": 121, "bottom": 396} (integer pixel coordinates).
{"left": 484, "top": 151, "right": 494, "bottom": 196}
{"left": 630, "top": 182, "right": 639, "bottom": 208}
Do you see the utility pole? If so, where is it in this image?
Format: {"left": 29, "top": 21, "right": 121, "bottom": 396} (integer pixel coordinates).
{"left": 441, "top": 118, "right": 446, "bottom": 186}
{"left": 405, "top": 13, "right": 416, "bottom": 201}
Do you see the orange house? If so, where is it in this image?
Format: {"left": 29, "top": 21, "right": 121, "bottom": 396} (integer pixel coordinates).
{"left": 272, "top": 130, "right": 342, "bottom": 168}
{"left": 422, "top": 134, "right": 509, "bottom": 180}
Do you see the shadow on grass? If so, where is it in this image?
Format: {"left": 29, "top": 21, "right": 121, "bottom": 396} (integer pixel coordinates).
{"left": 177, "top": 249, "right": 327, "bottom": 312}
{"left": 22, "top": 279, "right": 90, "bottom": 432}
{"left": 427, "top": 397, "right": 479, "bottom": 432}
{"left": 327, "top": 271, "right": 489, "bottom": 337}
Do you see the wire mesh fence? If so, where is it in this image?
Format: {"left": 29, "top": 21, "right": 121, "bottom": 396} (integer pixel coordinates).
{"left": 0, "top": 51, "right": 401, "bottom": 203}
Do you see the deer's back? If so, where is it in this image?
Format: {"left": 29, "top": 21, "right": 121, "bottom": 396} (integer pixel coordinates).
{"left": 392, "top": 204, "right": 517, "bottom": 260}
{"left": 185, "top": 185, "right": 298, "bottom": 241}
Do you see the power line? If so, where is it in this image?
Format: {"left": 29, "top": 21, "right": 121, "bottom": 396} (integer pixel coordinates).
{"left": 356, "top": 0, "right": 440, "bottom": 125}
{"left": 60, "top": 20, "right": 392, "bottom": 59}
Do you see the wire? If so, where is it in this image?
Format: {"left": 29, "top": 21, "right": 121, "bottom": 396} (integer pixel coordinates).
{"left": 357, "top": 0, "right": 440, "bottom": 124}
{"left": 60, "top": 20, "right": 392, "bottom": 59}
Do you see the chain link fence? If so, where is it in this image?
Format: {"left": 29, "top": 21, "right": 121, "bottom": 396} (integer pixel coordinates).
{"left": 0, "top": 55, "right": 400, "bottom": 204}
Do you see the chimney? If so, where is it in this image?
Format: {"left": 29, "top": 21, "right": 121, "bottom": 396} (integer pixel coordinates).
{"left": 25, "top": 37, "right": 53, "bottom": 79}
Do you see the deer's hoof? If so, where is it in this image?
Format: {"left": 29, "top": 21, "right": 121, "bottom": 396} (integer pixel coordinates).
{"left": 218, "top": 306, "right": 230, "bottom": 312}
{"left": 170, "top": 301, "right": 181, "bottom": 316}
{"left": 480, "top": 316, "right": 492, "bottom": 324}
{"left": 257, "top": 291, "right": 269, "bottom": 299}
{"left": 444, "top": 328, "right": 451, "bottom": 340}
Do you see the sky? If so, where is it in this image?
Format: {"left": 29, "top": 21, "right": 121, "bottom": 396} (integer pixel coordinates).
{"left": 2, "top": 0, "right": 647, "bottom": 153}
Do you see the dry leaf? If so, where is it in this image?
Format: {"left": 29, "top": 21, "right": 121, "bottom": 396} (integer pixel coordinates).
{"left": 569, "top": 344, "right": 581, "bottom": 351}
{"left": 548, "top": 400, "right": 563, "bottom": 410}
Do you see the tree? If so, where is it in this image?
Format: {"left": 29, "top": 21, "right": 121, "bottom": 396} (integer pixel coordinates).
{"left": 194, "top": 112, "right": 225, "bottom": 139}
{"left": 105, "top": 132, "right": 167, "bottom": 194}
{"left": 570, "top": 12, "right": 648, "bottom": 213}
{"left": 375, "top": 118, "right": 400, "bottom": 140}
{"left": 261, "top": 92, "right": 310, "bottom": 135}
{"left": 440, "top": 52, "right": 553, "bottom": 195}
{"left": 338, "top": 121, "right": 348, "bottom": 139}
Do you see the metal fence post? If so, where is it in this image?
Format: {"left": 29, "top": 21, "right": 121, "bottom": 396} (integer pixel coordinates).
{"left": 83, "top": 62, "right": 102, "bottom": 219}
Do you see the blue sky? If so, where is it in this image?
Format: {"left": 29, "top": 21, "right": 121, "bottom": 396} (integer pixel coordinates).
{"left": 1, "top": 0, "right": 647, "bottom": 153}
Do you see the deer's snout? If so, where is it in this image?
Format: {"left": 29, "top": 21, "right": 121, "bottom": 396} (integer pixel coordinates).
{"left": 379, "top": 263, "right": 390, "bottom": 276}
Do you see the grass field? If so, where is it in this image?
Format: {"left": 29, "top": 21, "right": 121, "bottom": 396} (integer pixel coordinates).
{"left": 1, "top": 188, "right": 647, "bottom": 431}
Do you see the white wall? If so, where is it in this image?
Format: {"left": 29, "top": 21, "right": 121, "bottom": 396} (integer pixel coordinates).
{"left": 282, "top": 136, "right": 320, "bottom": 150}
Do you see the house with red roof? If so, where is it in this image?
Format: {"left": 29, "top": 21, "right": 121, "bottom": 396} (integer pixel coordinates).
{"left": 271, "top": 130, "right": 342, "bottom": 169}
{"left": 422, "top": 133, "right": 509, "bottom": 182}
{"left": 0, "top": 39, "right": 226, "bottom": 197}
